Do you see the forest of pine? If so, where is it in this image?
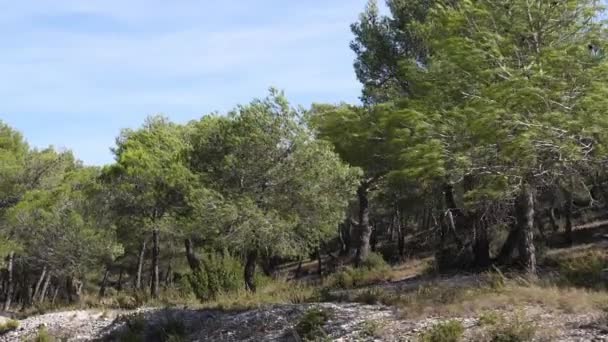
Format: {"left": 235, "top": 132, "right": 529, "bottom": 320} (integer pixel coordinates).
{"left": 4, "top": 0, "right": 608, "bottom": 341}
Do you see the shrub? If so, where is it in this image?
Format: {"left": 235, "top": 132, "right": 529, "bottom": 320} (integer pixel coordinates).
{"left": 29, "top": 326, "right": 56, "bottom": 342}
{"left": 486, "top": 316, "right": 536, "bottom": 342}
{"left": 326, "top": 254, "right": 391, "bottom": 289}
{"left": 0, "top": 319, "right": 19, "bottom": 334}
{"left": 151, "top": 315, "right": 187, "bottom": 342}
{"left": 187, "top": 252, "right": 243, "bottom": 301}
{"left": 556, "top": 250, "right": 608, "bottom": 289}
{"left": 419, "top": 320, "right": 464, "bottom": 342}
{"left": 116, "top": 293, "right": 139, "bottom": 310}
{"left": 361, "top": 252, "right": 390, "bottom": 271}
{"left": 360, "top": 320, "right": 384, "bottom": 338}
{"left": 295, "top": 307, "right": 333, "bottom": 341}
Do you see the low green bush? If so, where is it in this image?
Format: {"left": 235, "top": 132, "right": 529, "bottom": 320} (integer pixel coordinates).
{"left": 419, "top": 320, "right": 464, "bottom": 342}
{"left": 0, "top": 319, "right": 18, "bottom": 334}
{"left": 295, "top": 307, "right": 333, "bottom": 341}
{"left": 187, "top": 252, "right": 242, "bottom": 301}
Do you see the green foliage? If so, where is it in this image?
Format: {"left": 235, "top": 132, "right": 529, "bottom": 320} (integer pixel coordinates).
{"left": 553, "top": 250, "right": 608, "bottom": 289}
{"left": 360, "top": 320, "right": 384, "bottom": 338}
{"left": 419, "top": 320, "right": 464, "bottom": 342}
{"left": 0, "top": 319, "right": 18, "bottom": 334}
{"left": 187, "top": 252, "right": 242, "bottom": 301}
{"left": 294, "top": 307, "right": 333, "bottom": 341}
{"left": 327, "top": 252, "right": 390, "bottom": 289}
{"left": 28, "top": 326, "right": 57, "bottom": 342}
{"left": 484, "top": 314, "right": 536, "bottom": 342}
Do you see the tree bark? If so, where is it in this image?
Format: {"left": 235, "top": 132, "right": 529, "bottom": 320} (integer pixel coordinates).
{"left": 135, "top": 240, "right": 146, "bottom": 290}
{"left": 32, "top": 266, "right": 47, "bottom": 303}
{"left": 3, "top": 252, "right": 14, "bottom": 311}
{"left": 99, "top": 267, "right": 110, "bottom": 297}
{"left": 184, "top": 238, "right": 201, "bottom": 273}
{"left": 244, "top": 250, "right": 258, "bottom": 292}
{"left": 151, "top": 229, "right": 160, "bottom": 298}
{"left": 164, "top": 263, "right": 172, "bottom": 286}
{"left": 548, "top": 208, "right": 560, "bottom": 232}
{"left": 339, "top": 222, "right": 351, "bottom": 257}
{"left": 473, "top": 223, "right": 491, "bottom": 268}
{"left": 564, "top": 192, "right": 574, "bottom": 245}
{"left": 355, "top": 183, "right": 371, "bottom": 266}
{"left": 516, "top": 183, "right": 537, "bottom": 275}
{"left": 316, "top": 246, "right": 323, "bottom": 276}
{"left": 39, "top": 273, "right": 51, "bottom": 304}
{"left": 117, "top": 269, "right": 123, "bottom": 292}
{"left": 396, "top": 211, "right": 405, "bottom": 258}
{"left": 294, "top": 259, "right": 303, "bottom": 279}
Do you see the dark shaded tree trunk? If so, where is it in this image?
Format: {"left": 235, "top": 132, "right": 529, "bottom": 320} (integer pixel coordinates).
{"left": 339, "top": 222, "right": 351, "bottom": 257}
{"left": 497, "top": 221, "right": 519, "bottom": 264}
{"left": 244, "top": 250, "right": 258, "bottom": 292}
{"left": 39, "top": 273, "right": 51, "bottom": 304}
{"left": 3, "top": 252, "right": 14, "bottom": 311}
{"left": 165, "top": 263, "right": 172, "bottom": 286}
{"left": 32, "top": 266, "right": 47, "bottom": 303}
{"left": 151, "top": 229, "right": 160, "bottom": 298}
{"left": 294, "top": 259, "right": 303, "bottom": 279}
{"left": 548, "top": 208, "right": 560, "bottom": 232}
{"left": 51, "top": 286, "right": 59, "bottom": 305}
{"left": 184, "top": 238, "right": 201, "bottom": 273}
{"left": 316, "top": 246, "right": 323, "bottom": 276}
{"left": 396, "top": 211, "right": 405, "bottom": 258}
{"left": 117, "top": 269, "right": 123, "bottom": 292}
{"left": 473, "top": 224, "right": 491, "bottom": 268}
{"left": 564, "top": 192, "right": 574, "bottom": 246}
{"left": 135, "top": 240, "right": 146, "bottom": 290}
{"left": 516, "top": 183, "right": 536, "bottom": 275}
{"left": 99, "top": 267, "right": 110, "bottom": 297}
{"left": 355, "top": 184, "right": 371, "bottom": 266}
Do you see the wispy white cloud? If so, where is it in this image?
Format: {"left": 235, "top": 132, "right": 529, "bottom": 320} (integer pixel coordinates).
{"left": 0, "top": 0, "right": 366, "bottom": 165}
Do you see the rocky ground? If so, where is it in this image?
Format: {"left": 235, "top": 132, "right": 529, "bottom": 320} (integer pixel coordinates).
{"left": 0, "top": 302, "right": 607, "bottom": 341}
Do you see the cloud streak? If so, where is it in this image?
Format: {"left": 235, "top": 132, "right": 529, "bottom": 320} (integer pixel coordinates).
{"left": 0, "top": 0, "right": 366, "bottom": 165}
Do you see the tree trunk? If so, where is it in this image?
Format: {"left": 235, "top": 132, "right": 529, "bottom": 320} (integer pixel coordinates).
{"left": 151, "top": 229, "right": 160, "bottom": 298}
{"left": 244, "top": 250, "right": 258, "bottom": 292}
{"left": 516, "top": 183, "right": 537, "bottom": 275}
{"left": 294, "top": 259, "right": 303, "bottom": 279}
{"left": 39, "top": 273, "right": 51, "bottom": 304}
{"left": 473, "top": 223, "right": 491, "bottom": 268}
{"left": 184, "top": 238, "right": 202, "bottom": 273}
{"left": 135, "top": 240, "right": 146, "bottom": 290}
{"left": 316, "top": 246, "right": 323, "bottom": 277}
{"left": 99, "top": 267, "right": 110, "bottom": 297}
{"left": 564, "top": 192, "right": 574, "bottom": 245}
{"left": 165, "top": 263, "right": 172, "bottom": 286}
{"left": 339, "top": 222, "right": 351, "bottom": 257}
{"left": 51, "top": 286, "right": 59, "bottom": 305}
{"left": 396, "top": 211, "right": 405, "bottom": 258}
{"left": 3, "top": 252, "right": 14, "bottom": 311}
{"left": 117, "top": 269, "right": 123, "bottom": 292}
{"left": 32, "top": 266, "right": 47, "bottom": 303}
{"left": 355, "top": 184, "right": 371, "bottom": 266}
{"left": 548, "top": 208, "right": 560, "bottom": 232}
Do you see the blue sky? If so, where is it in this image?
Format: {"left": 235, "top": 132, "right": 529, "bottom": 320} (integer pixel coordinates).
{"left": 1, "top": 1, "right": 369, "bottom": 165}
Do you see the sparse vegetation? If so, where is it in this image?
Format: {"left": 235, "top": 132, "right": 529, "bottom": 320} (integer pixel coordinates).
{"left": 294, "top": 307, "right": 334, "bottom": 341}
{"left": 419, "top": 320, "right": 464, "bottom": 342}
{"left": 0, "top": 319, "right": 18, "bottom": 334}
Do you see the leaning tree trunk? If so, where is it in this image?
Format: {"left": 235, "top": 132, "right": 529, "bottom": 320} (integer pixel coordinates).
{"left": 355, "top": 183, "right": 372, "bottom": 266}
{"left": 3, "top": 252, "right": 14, "bottom": 311}
{"left": 184, "top": 238, "right": 201, "bottom": 273}
{"left": 99, "top": 267, "right": 110, "bottom": 297}
{"left": 244, "top": 250, "right": 258, "bottom": 292}
{"left": 151, "top": 229, "right": 160, "bottom": 298}
{"left": 39, "top": 272, "right": 51, "bottom": 304}
{"left": 32, "top": 266, "right": 47, "bottom": 303}
{"left": 135, "top": 240, "right": 146, "bottom": 290}
{"left": 516, "top": 183, "right": 537, "bottom": 275}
